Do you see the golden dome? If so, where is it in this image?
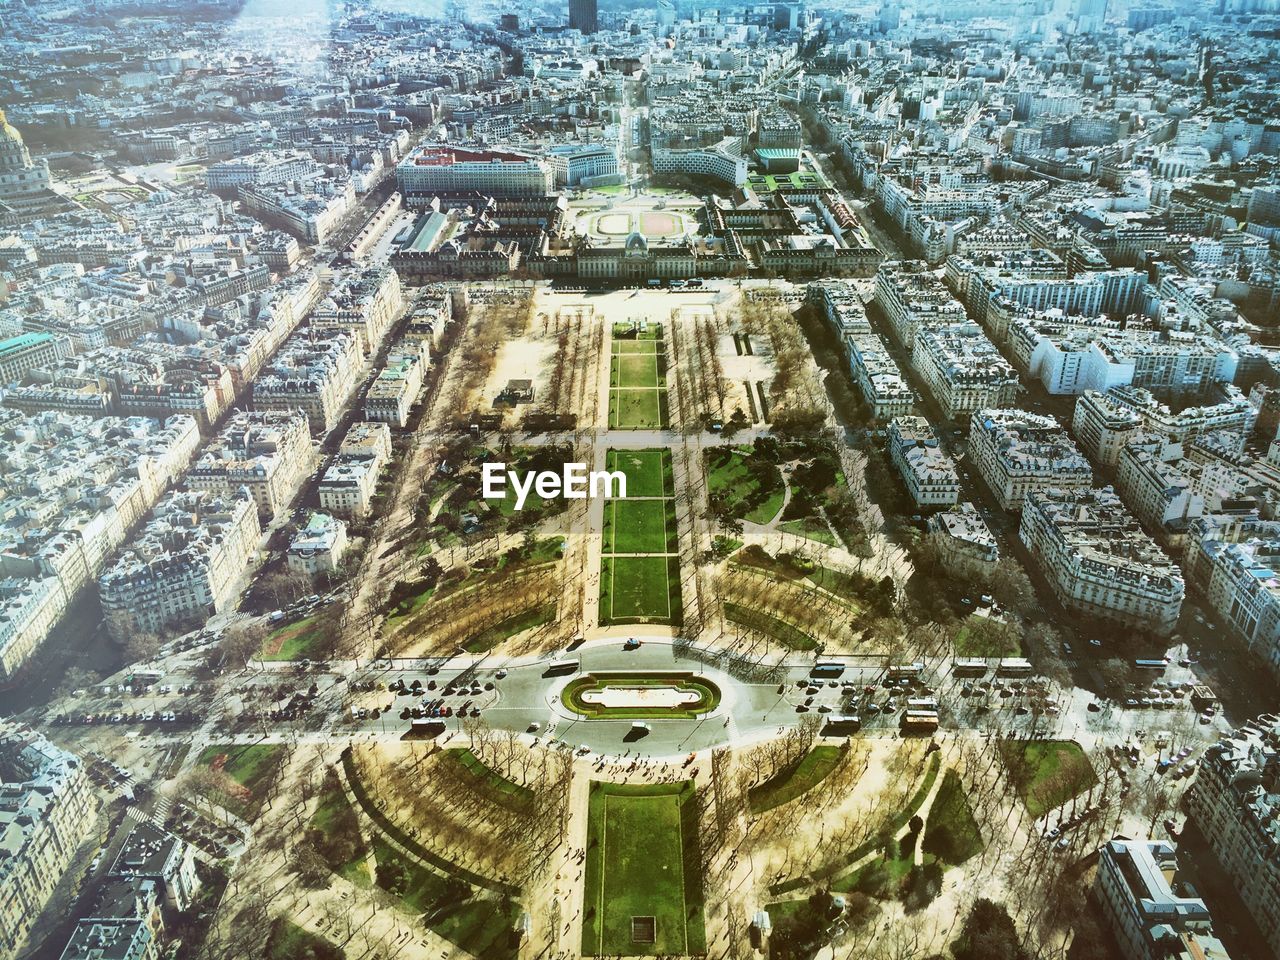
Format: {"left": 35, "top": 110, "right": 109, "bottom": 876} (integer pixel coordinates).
{"left": 0, "top": 109, "right": 23, "bottom": 145}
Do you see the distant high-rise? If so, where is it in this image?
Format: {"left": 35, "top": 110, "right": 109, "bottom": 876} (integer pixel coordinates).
{"left": 570, "top": 0, "right": 598, "bottom": 33}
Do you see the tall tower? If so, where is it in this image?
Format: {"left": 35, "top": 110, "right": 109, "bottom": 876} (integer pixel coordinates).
{"left": 569, "top": 0, "right": 598, "bottom": 33}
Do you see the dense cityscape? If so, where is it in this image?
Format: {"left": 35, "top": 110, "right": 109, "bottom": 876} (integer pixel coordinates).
{"left": 1, "top": 0, "right": 1280, "bottom": 958}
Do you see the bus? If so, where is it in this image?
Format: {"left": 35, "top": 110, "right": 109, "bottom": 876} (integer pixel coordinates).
{"left": 811, "top": 660, "right": 846, "bottom": 679}
{"left": 823, "top": 714, "right": 861, "bottom": 735}
{"left": 887, "top": 662, "right": 924, "bottom": 680}
{"left": 996, "top": 657, "right": 1033, "bottom": 677}
{"left": 544, "top": 659, "right": 580, "bottom": 677}
{"left": 952, "top": 658, "right": 988, "bottom": 677}
{"left": 907, "top": 697, "right": 938, "bottom": 711}
{"left": 1134, "top": 659, "right": 1169, "bottom": 671}
{"left": 902, "top": 710, "right": 940, "bottom": 731}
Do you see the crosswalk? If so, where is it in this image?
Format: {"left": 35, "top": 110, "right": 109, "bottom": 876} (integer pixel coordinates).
{"left": 125, "top": 794, "right": 171, "bottom": 830}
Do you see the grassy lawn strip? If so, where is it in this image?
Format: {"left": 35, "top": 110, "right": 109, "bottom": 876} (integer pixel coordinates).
{"left": 265, "top": 918, "right": 342, "bottom": 960}
{"left": 724, "top": 602, "right": 818, "bottom": 651}
{"left": 561, "top": 673, "right": 721, "bottom": 719}
{"left": 953, "top": 615, "right": 1021, "bottom": 658}
{"left": 582, "top": 781, "right": 705, "bottom": 956}
{"left": 599, "top": 555, "right": 681, "bottom": 625}
{"left": 998, "top": 740, "right": 1096, "bottom": 818}
{"left": 464, "top": 603, "right": 556, "bottom": 653}
{"left": 196, "top": 743, "right": 287, "bottom": 819}
{"left": 610, "top": 388, "right": 667, "bottom": 429}
{"left": 606, "top": 448, "right": 671, "bottom": 498}
{"left": 604, "top": 498, "right": 677, "bottom": 554}
{"left": 749, "top": 746, "right": 843, "bottom": 813}
{"left": 922, "top": 769, "right": 983, "bottom": 865}
{"left": 371, "top": 837, "right": 521, "bottom": 960}
{"left": 779, "top": 517, "right": 839, "bottom": 546}
{"left": 307, "top": 768, "right": 370, "bottom": 886}
{"left": 443, "top": 749, "right": 536, "bottom": 814}
{"left": 341, "top": 748, "right": 519, "bottom": 897}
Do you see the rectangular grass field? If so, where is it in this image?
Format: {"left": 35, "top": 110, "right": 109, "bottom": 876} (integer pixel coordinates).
{"left": 607, "top": 449, "right": 670, "bottom": 498}
{"left": 612, "top": 352, "right": 663, "bottom": 389}
{"left": 609, "top": 389, "right": 668, "bottom": 428}
{"left": 604, "top": 498, "right": 677, "bottom": 554}
{"left": 599, "top": 555, "right": 681, "bottom": 623}
{"left": 582, "top": 782, "right": 705, "bottom": 956}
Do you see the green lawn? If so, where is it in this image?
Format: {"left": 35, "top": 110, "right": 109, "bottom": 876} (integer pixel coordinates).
{"left": 610, "top": 389, "right": 667, "bottom": 428}
{"left": 779, "top": 517, "right": 839, "bottom": 546}
{"left": 258, "top": 616, "right": 328, "bottom": 660}
{"left": 749, "top": 746, "right": 843, "bottom": 813}
{"left": 922, "top": 769, "right": 983, "bottom": 865}
{"left": 604, "top": 498, "right": 677, "bottom": 554}
{"left": 613, "top": 352, "right": 664, "bottom": 389}
{"left": 723, "top": 602, "right": 817, "bottom": 651}
{"left": 607, "top": 449, "right": 670, "bottom": 498}
{"left": 1000, "top": 740, "right": 1097, "bottom": 818}
{"left": 703, "top": 448, "right": 785, "bottom": 525}
{"left": 582, "top": 781, "right": 705, "bottom": 956}
{"left": 600, "top": 555, "right": 681, "bottom": 624}
{"left": 265, "top": 918, "right": 342, "bottom": 960}
{"left": 308, "top": 769, "right": 370, "bottom": 885}
{"left": 443, "top": 749, "right": 536, "bottom": 813}
{"left": 196, "top": 743, "right": 287, "bottom": 819}
{"left": 953, "top": 616, "right": 1021, "bottom": 658}
{"left": 371, "top": 838, "right": 521, "bottom": 960}
{"left": 464, "top": 604, "right": 556, "bottom": 653}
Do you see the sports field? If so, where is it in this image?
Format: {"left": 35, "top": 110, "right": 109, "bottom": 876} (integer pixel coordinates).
{"left": 582, "top": 781, "right": 706, "bottom": 956}
{"left": 598, "top": 448, "right": 681, "bottom": 624}
{"left": 608, "top": 324, "right": 669, "bottom": 429}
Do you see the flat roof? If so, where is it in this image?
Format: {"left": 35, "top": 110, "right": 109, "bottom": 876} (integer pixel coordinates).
{"left": 0, "top": 332, "right": 53, "bottom": 357}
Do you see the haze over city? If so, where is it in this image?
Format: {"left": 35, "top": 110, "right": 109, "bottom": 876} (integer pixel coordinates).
{"left": 1, "top": 0, "right": 1280, "bottom": 959}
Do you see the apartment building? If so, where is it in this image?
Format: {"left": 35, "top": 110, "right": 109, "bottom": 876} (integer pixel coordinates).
{"left": 287, "top": 512, "right": 349, "bottom": 576}
{"left": 0, "top": 332, "right": 71, "bottom": 384}
{"left": 1115, "top": 437, "right": 1210, "bottom": 545}
{"left": 205, "top": 150, "right": 318, "bottom": 195}
{"left": 57, "top": 920, "right": 157, "bottom": 960}
{"left": 97, "top": 488, "right": 261, "bottom": 634}
{"left": 0, "top": 724, "right": 96, "bottom": 957}
{"left": 1019, "top": 487, "right": 1184, "bottom": 635}
{"left": 912, "top": 323, "right": 1017, "bottom": 421}
{"left": 363, "top": 343, "right": 427, "bottom": 428}
{"left": 887, "top": 416, "right": 960, "bottom": 507}
{"left": 1072, "top": 389, "right": 1146, "bottom": 469}
{"left": 318, "top": 421, "right": 392, "bottom": 519}
{"left": 546, "top": 143, "right": 620, "bottom": 188}
{"left": 0, "top": 413, "right": 201, "bottom": 679}
{"left": 847, "top": 334, "right": 916, "bottom": 420}
{"left": 1185, "top": 718, "right": 1280, "bottom": 958}
{"left": 238, "top": 177, "right": 355, "bottom": 245}
{"left": 1095, "top": 838, "right": 1232, "bottom": 960}
{"left": 310, "top": 267, "right": 403, "bottom": 355}
{"left": 873, "top": 260, "right": 968, "bottom": 353}
{"left": 396, "top": 145, "right": 552, "bottom": 203}
{"left": 926, "top": 502, "right": 999, "bottom": 572}
{"left": 1184, "top": 515, "right": 1280, "bottom": 675}
{"left": 968, "top": 408, "right": 1093, "bottom": 510}
{"left": 252, "top": 329, "right": 365, "bottom": 436}
{"left": 186, "top": 410, "right": 315, "bottom": 522}
{"left": 110, "top": 821, "right": 200, "bottom": 913}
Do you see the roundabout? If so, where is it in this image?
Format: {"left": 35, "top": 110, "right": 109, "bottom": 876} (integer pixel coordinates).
{"left": 560, "top": 671, "right": 722, "bottom": 719}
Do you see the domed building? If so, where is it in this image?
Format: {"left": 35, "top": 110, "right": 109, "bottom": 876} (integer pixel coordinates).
{"left": 0, "top": 108, "right": 53, "bottom": 214}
